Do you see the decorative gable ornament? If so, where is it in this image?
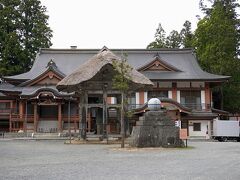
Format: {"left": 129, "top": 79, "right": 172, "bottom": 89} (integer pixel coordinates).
{"left": 138, "top": 55, "right": 181, "bottom": 72}
{"left": 47, "top": 59, "right": 57, "bottom": 69}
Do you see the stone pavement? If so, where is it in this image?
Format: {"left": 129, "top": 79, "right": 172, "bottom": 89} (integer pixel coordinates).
{"left": 0, "top": 140, "right": 239, "bottom": 180}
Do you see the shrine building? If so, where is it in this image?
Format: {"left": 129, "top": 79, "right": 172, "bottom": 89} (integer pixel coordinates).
{"left": 0, "top": 47, "right": 229, "bottom": 139}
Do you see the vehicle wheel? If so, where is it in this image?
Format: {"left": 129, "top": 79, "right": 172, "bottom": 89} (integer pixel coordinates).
{"left": 237, "top": 138, "right": 240, "bottom": 142}
{"left": 222, "top": 137, "right": 228, "bottom": 142}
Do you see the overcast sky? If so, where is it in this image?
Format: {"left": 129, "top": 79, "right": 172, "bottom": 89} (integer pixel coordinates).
{"left": 40, "top": 0, "right": 203, "bottom": 49}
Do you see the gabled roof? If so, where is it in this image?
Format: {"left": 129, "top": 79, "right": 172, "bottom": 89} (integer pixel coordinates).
{"left": 138, "top": 55, "right": 181, "bottom": 72}
{"left": 19, "top": 86, "right": 72, "bottom": 98}
{"left": 57, "top": 47, "right": 154, "bottom": 92}
{"left": 3, "top": 48, "right": 230, "bottom": 83}
{"left": 19, "top": 59, "right": 65, "bottom": 87}
{"left": 0, "top": 85, "right": 71, "bottom": 98}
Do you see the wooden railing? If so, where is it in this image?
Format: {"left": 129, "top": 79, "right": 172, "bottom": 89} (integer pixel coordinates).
{"left": 62, "top": 115, "right": 79, "bottom": 122}
{"left": 39, "top": 116, "right": 58, "bottom": 120}
{"left": 10, "top": 114, "right": 79, "bottom": 122}
{"left": 11, "top": 114, "right": 34, "bottom": 122}
{"left": 0, "top": 108, "right": 11, "bottom": 114}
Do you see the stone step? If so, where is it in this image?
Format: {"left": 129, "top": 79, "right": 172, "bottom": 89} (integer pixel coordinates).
{"left": 33, "top": 133, "right": 61, "bottom": 138}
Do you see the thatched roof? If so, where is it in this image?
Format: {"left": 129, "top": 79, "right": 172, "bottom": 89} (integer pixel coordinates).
{"left": 57, "top": 47, "right": 153, "bottom": 92}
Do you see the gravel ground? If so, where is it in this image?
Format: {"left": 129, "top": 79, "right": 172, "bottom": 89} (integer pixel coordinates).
{"left": 0, "top": 140, "right": 239, "bottom": 180}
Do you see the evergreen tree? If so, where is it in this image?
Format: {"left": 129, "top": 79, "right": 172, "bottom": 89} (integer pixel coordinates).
{"left": 180, "top": 20, "right": 194, "bottom": 48}
{"left": 194, "top": 0, "right": 240, "bottom": 112}
{"left": 166, "top": 30, "right": 182, "bottom": 48}
{"left": 147, "top": 23, "right": 167, "bottom": 49}
{"left": 147, "top": 21, "right": 194, "bottom": 49}
{"left": 0, "top": 0, "right": 52, "bottom": 77}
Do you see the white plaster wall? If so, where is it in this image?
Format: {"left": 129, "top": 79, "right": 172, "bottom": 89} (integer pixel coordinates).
{"left": 135, "top": 92, "right": 139, "bottom": 106}
{"left": 111, "top": 97, "right": 116, "bottom": 104}
{"left": 144, "top": 92, "right": 148, "bottom": 103}
{"left": 201, "top": 90, "right": 205, "bottom": 110}
{"left": 188, "top": 120, "right": 209, "bottom": 138}
{"left": 177, "top": 90, "right": 180, "bottom": 103}
{"left": 168, "top": 91, "right": 172, "bottom": 99}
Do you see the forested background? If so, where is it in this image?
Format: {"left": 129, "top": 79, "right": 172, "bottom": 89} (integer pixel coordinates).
{"left": 147, "top": 0, "right": 240, "bottom": 113}
{"left": 0, "top": 0, "right": 52, "bottom": 76}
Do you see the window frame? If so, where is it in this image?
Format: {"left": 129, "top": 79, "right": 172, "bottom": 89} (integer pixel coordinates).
{"left": 193, "top": 123, "right": 201, "bottom": 131}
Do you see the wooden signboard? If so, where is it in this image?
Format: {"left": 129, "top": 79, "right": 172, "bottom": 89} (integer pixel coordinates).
{"left": 180, "top": 128, "right": 188, "bottom": 140}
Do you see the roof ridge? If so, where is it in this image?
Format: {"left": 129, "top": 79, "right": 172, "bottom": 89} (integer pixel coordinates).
{"left": 40, "top": 48, "right": 194, "bottom": 54}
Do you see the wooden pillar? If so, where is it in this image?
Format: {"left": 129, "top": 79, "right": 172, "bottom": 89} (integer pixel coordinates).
{"left": 172, "top": 82, "right": 177, "bottom": 101}
{"left": 19, "top": 101, "right": 23, "bottom": 118}
{"left": 107, "top": 97, "right": 111, "bottom": 105}
{"left": 79, "top": 97, "right": 83, "bottom": 137}
{"left": 19, "top": 100, "right": 26, "bottom": 131}
{"left": 9, "top": 101, "right": 13, "bottom": 132}
{"left": 139, "top": 91, "right": 145, "bottom": 105}
{"left": 205, "top": 82, "right": 211, "bottom": 110}
{"left": 58, "top": 103, "right": 62, "bottom": 132}
{"left": 23, "top": 101, "right": 28, "bottom": 132}
{"left": 103, "top": 88, "right": 107, "bottom": 138}
{"left": 79, "top": 91, "right": 87, "bottom": 139}
{"left": 84, "top": 92, "right": 88, "bottom": 137}
{"left": 74, "top": 103, "right": 77, "bottom": 133}
{"left": 33, "top": 103, "right": 38, "bottom": 132}
{"left": 87, "top": 112, "right": 91, "bottom": 132}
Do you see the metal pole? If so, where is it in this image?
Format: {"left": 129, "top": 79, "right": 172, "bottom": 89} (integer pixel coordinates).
{"left": 68, "top": 99, "right": 71, "bottom": 143}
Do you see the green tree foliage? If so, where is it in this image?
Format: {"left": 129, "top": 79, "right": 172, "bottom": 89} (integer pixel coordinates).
{"left": 147, "top": 21, "right": 194, "bottom": 49}
{"left": 166, "top": 30, "right": 182, "bottom": 48}
{"left": 147, "top": 23, "right": 167, "bottom": 49}
{"left": 0, "top": 0, "right": 52, "bottom": 77}
{"left": 112, "top": 57, "right": 132, "bottom": 93}
{"left": 180, "top": 20, "right": 194, "bottom": 48}
{"left": 112, "top": 54, "right": 132, "bottom": 148}
{"left": 194, "top": 0, "right": 240, "bottom": 112}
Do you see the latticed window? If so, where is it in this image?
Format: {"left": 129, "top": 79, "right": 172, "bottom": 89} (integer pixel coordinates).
{"left": 193, "top": 123, "right": 201, "bottom": 131}
{"left": 180, "top": 90, "right": 201, "bottom": 110}
{"left": 0, "top": 102, "right": 10, "bottom": 109}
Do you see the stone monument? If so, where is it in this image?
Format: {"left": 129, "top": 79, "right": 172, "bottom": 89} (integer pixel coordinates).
{"left": 129, "top": 98, "right": 183, "bottom": 148}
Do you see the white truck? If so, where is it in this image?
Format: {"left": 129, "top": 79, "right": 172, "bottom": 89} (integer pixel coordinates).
{"left": 213, "top": 120, "right": 240, "bottom": 142}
